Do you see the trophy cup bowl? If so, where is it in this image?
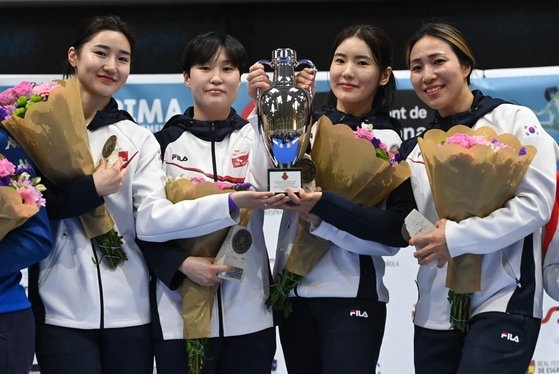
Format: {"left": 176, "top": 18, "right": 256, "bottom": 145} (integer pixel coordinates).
{"left": 256, "top": 48, "right": 315, "bottom": 194}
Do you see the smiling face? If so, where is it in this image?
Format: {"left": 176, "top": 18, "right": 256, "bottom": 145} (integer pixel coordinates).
{"left": 408, "top": 35, "right": 473, "bottom": 117}
{"left": 68, "top": 30, "right": 131, "bottom": 112}
{"left": 184, "top": 48, "right": 241, "bottom": 121}
{"left": 329, "top": 36, "right": 390, "bottom": 116}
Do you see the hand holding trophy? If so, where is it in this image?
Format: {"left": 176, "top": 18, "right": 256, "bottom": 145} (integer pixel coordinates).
{"left": 256, "top": 48, "right": 316, "bottom": 194}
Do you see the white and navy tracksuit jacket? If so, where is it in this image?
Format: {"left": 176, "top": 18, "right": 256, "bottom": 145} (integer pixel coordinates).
{"left": 146, "top": 107, "right": 274, "bottom": 339}
{"left": 406, "top": 90, "right": 559, "bottom": 330}
{"left": 274, "top": 108, "right": 413, "bottom": 302}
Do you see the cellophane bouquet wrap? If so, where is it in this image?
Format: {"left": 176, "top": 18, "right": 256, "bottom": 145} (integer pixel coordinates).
{"left": 417, "top": 124, "right": 536, "bottom": 331}
{"left": 165, "top": 177, "right": 252, "bottom": 373}
{"left": 1, "top": 77, "right": 125, "bottom": 268}
{"left": 0, "top": 154, "right": 46, "bottom": 239}
{"left": 267, "top": 116, "right": 411, "bottom": 316}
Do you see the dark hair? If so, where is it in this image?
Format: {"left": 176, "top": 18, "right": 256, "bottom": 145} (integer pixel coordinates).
{"left": 405, "top": 22, "right": 476, "bottom": 85}
{"left": 325, "top": 24, "right": 396, "bottom": 115}
{"left": 63, "top": 15, "right": 135, "bottom": 78}
{"left": 181, "top": 32, "right": 247, "bottom": 73}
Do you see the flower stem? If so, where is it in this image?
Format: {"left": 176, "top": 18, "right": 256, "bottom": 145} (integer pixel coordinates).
{"left": 447, "top": 290, "right": 472, "bottom": 331}
{"left": 265, "top": 270, "right": 302, "bottom": 318}
{"left": 92, "top": 229, "right": 126, "bottom": 269}
{"left": 186, "top": 338, "right": 208, "bottom": 374}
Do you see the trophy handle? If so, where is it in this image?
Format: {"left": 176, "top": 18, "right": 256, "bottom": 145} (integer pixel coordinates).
{"left": 296, "top": 58, "right": 316, "bottom": 101}
{"left": 254, "top": 59, "right": 273, "bottom": 103}
{"left": 293, "top": 58, "right": 315, "bottom": 165}
{"left": 254, "top": 59, "right": 276, "bottom": 168}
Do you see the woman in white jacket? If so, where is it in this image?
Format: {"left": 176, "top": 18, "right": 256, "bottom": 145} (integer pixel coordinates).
{"left": 404, "top": 22, "right": 558, "bottom": 374}
{"left": 256, "top": 24, "right": 416, "bottom": 374}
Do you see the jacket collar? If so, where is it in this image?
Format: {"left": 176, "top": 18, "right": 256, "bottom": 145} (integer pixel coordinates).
{"left": 87, "top": 98, "right": 135, "bottom": 131}
{"left": 162, "top": 107, "right": 248, "bottom": 142}
{"left": 430, "top": 90, "right": 508, "bottom": 131}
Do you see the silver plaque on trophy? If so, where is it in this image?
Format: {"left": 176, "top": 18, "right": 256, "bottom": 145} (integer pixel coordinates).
{"left": 256, "top": 48, "right": 315, "bottom": 194}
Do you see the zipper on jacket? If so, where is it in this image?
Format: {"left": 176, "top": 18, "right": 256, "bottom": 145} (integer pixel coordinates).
{"left": 217, "top": 285, "right": 224, "bottom": 337}
{"left": 91, "top": 239, "right": 105, "bottom": 329}
{"left": 211, "top": 121, "right": 225, "bottom": 335}
{"left": 210, "top": 123, "right": 218, "bottom": 180}
{"left": 502, "top": 250, "right": 522, "bottom": 289}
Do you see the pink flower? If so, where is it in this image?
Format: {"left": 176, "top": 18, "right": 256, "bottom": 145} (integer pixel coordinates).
{"left": 0, "top": 88, "right": 18, "bottom": 106}
{"left": 16, "top": 183, "right": 46, "bottom": 207}
{"left": 0, "top": 154, "right": 46, "bottom": 207}
{"left": 1, "top": 80, "right": 60, "bottom": 121}
{"left": 355, "top": 127, "right": 374, "bottom": 141}
{"left": 0, "top": 158, "right": 16, "bottom": 177}
{"left": 190, "top": 177, "right": 206, "bottom": 184}
{"left": 445, "top": 133, "right": 514, "bottom": 152}
{"left": 445, "top": 133, "right": 491, "bottom": 148}
{"left": 214, "top": 181, "right": 236, "bottom": 190}
{"left": 32, "top": 81, "right": 60, "bottom": 98}
{"left": 12, "top": 81, "right": 34, "bottom": 97}
{"left": 10, "top": 171, "right": 46, "bottom": 207}
{"left": 354, "top": 125, "right": 402, "bottom": 166}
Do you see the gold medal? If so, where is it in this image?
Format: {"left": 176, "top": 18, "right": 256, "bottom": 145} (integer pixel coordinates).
{"left": 102, "top": 135, "right": 117, "bottom": 159}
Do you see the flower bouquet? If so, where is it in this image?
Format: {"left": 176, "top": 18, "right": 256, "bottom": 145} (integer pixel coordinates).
{"left": 0, "top": 153, "right": 46, "bottom": 239}
{"left": 165, "top": 176, "right": 252, "bottom": 374}
{"left": 0, "top": 78, "right": 125, "bottom": 268}
{"left": 417, "top": 124, "right": 536, "bottom": 331}
{"left": 266, "top": 116, "right": 411, "bottom": 316}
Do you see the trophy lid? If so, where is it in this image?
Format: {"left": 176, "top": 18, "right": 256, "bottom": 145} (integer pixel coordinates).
{"left": 272, "top": 48, "right": 297, "bottom": 63}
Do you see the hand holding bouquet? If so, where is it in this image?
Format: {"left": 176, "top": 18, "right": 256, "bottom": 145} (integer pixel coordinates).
{"left": 165, "top": 176, "right": 252, "bottom": 374}
{"left": 417, "top": 125, "right": 536, "bottom": 330}
{"left": 267, "top": 116, "right": 411, "bottom": 316}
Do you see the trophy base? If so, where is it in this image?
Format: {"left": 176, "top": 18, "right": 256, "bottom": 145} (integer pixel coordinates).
{"left": 268, "top": 168, "right": 302, "bottom": 194}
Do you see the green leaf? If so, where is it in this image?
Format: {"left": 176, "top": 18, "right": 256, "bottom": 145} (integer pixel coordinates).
{"left": 93, "top": 229, "right": 127, "bottom": 269}
{"left": 265, "top": 270, "right": 302, "bottom": 318}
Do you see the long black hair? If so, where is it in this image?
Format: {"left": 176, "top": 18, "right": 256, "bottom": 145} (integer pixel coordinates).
{"left": 325, "top": 24, "right": 396, "bottom": 115}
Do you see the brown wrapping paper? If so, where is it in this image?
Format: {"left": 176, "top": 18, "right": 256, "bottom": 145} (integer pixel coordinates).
{"left": 1, "top": 77, "right": 114, "bottom": 238}
{"left": 285, "top": 116, "right": 411, "bottom": 277}
{"left": 165, "top": 178, "right": 251, "bottom": 339}
{"left": 0, "top": 186, "right": 40, "bottom": 240}
{"left": 418, "top": 125, "right": 536, "bottom": 293}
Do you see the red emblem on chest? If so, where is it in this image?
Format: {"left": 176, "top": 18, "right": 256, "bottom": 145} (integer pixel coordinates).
{"left": 231, "top": 151, "right": 249, "bottom": 168}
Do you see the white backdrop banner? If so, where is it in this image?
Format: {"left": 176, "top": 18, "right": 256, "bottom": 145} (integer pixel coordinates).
{"left": 3, "top": 66, "right": 559, "bottom": 373}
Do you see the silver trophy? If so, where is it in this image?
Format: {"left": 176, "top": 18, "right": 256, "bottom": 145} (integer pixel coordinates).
{"left": 256, "top": 48, "right": 315, "bottom": 193}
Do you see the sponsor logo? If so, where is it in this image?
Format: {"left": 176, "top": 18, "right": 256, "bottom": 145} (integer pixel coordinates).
{"left": 500, "top": 331, "right": 520, "bottom": 343}
{"left": 171, "top": 153, "right": 188, "bottom": 162}
{"left": 349, "top": 309, "right": 369, "bottom": 318}
{"left": 231, "top": 150, "right": 249, "bottom": 168}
